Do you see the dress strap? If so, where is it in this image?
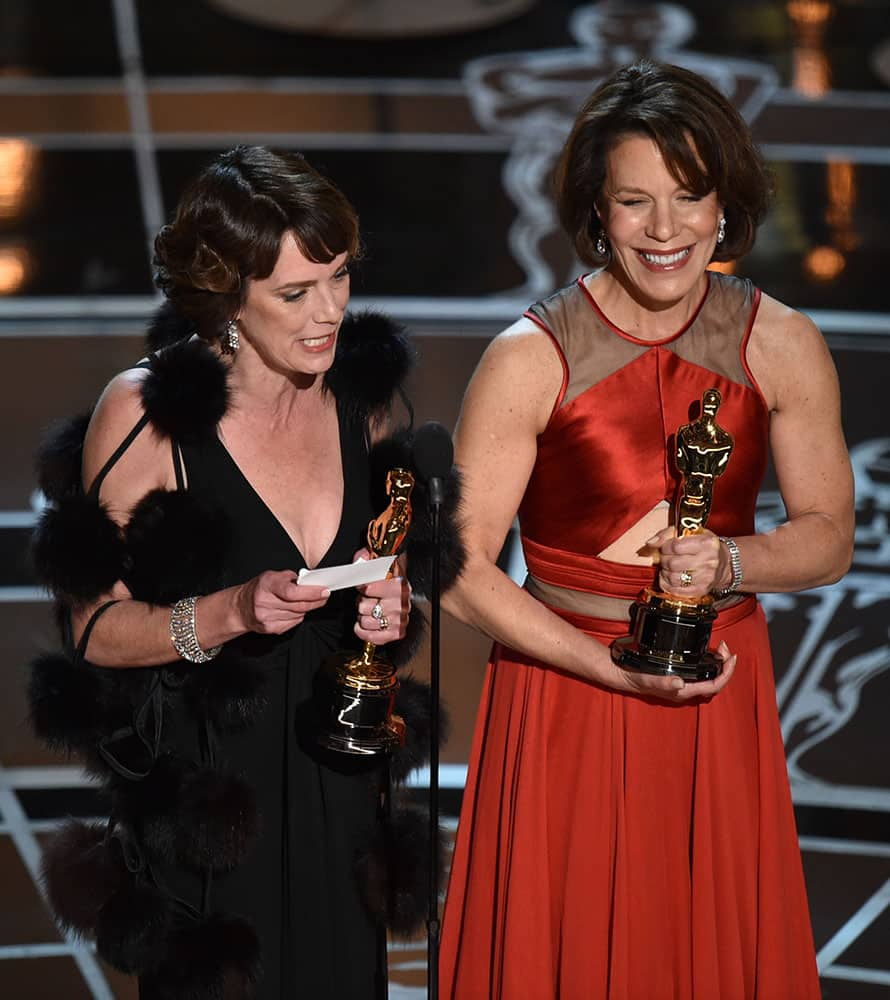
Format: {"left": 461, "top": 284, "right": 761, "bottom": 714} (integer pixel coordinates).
{"left": 87, "top": 411, "right": 152, "bottom": 498}
{"left": 171, "top": 439, "right": 185, "bottom": 491}
{"left": 87, "top": 358, "right": 155, "bottom": 498}
{"left": 73, "top": 599, "right": 122, "bottom": 662}
{"left": 523, "top": 309, "right": 569, "bottom": 420}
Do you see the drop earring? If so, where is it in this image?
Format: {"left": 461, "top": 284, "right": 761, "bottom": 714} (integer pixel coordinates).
{"left": 224, "top": 319, "right": 240, "bottom": 353}
{"left": 716, "top": 217, "right": 726, "bottom": 245}
{"left": 595, "top": 231, "right": 609, "bottom": 258}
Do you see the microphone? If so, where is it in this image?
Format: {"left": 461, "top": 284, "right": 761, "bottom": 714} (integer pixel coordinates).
{"left": 411, "top": 421, "right": 453, "bottom": 508}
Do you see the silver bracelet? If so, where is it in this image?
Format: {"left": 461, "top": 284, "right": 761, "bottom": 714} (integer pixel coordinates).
{"left": 713, "top": 537, "right": 743, "bottom": 597}
{"left": 170, "top": 596, "right": 222, "bottom": 663}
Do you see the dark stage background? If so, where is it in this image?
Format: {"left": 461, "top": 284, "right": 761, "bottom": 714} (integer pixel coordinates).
{"left": 0, "top": 1, "right": 888, "bottom": 996}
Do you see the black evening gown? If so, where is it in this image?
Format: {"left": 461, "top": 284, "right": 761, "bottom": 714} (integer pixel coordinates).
{"left": 140, "top": 401, "right": 387, "bottom": 999}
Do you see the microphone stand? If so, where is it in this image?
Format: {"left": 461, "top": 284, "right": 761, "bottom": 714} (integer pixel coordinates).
{"left": 427, "top": 486, "right": 442, "bottom": 1000}
{"left": 412, "top": 422, "right": 452, "bottom": 1000}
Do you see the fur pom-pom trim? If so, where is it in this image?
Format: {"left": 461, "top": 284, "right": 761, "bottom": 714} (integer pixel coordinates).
{"left": 27, "top": 651, "right": 148, "bottom": 756}
{"left": 113, "top": 755, "right": 179, "bottom": 851}
{"left": 145, "top": 300, "right": 195, "bottom": 354}
{"left": 324, "top": 310, "right": 415, "bottom": 427}
{"left": 141, "top": 339, "right": 229, "bottom": 444}
{"left": 184, "top": 652, "right": 268, "bottom": 731}
{"left": 35, "top": 412, "right": 92, "bottom": 502}
{"left": 40, "top": 820, "right": 125, "bottom": 936}
{"left": 31, "top": 495, "right": 125, "bottom": 604}
{"left": 139, "top": 912, "right": 262, "bottom": 1000}
{"left": 385, "top": 602, "right": 427, "bottom": 669}
{"left": 124, "top": 489, "right": 230, "bottom": 604}
{"left": 369, "top": 432, "right": 466, "bottom": 598}
{"left": 116, "top": 756, "right": 259, "bottom": 872}
{"left": 95, "top": 880, "right": 174, "bottom": 974}
{"left": 171, "top": 766, "right": 260, "bottom": 871}
{"left": 389, "top": 674, "right": 449, "bottom": 784}
{"left": 28, "top": 650, "right": 101, "bottom": 752}
{"left": 355, "top": 802, "right": 443, "bottom": 937}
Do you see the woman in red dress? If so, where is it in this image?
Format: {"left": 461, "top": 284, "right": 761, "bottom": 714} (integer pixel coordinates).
{"left": 440, "top": 61, "right": 853, "bottom": 999}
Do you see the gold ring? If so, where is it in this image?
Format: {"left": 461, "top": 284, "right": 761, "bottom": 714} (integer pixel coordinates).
{"left": 378, "top": 615, "right": 389, "bottom": 631}
{"left": 680, "top": 569, "right": 693, "bottom": 587}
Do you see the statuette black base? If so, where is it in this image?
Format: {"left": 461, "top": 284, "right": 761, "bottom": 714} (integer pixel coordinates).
{"left": 318, "top": 652, "right": 406, "bottom": 756}
{"left": 318, "top": 717, "right": 406, "bottom": 756}
{"left": 611, "top": 589, "right": 720, "bottom": 683}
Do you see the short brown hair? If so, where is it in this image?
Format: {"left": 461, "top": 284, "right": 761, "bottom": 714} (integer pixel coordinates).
{"left": 555, "top": 60, "right": 772, "bottom": 267}
{"left": 154, "top": 145, "right": 360, "bottom": 341}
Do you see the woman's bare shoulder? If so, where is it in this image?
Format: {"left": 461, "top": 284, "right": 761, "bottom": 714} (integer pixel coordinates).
{"left": 492, "top": 314, "right": 561, "bottom": 349}
{"left": 85, "top": 368, "right": 149, "bottom": 448}
{"left": 476, "top": 316, "right": 564, "bottom": 388}
{"left": 751, "top": 292, "right": 827, "bottom": 353}
{"left": 82, "top": 367, "right": 173, "bottom": 503}
{"left": 747, "top": 292, "right": 834, "bottom": 407}
{"left": 464, "top": 316, "right": 566, "bottom": 432}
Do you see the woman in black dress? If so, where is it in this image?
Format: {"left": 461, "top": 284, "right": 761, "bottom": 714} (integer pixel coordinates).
{"left": 29, "top": 145, "right": 434, "bottom": 998}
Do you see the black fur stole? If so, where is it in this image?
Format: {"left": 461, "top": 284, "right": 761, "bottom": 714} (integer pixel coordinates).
{"left": 144, "top": 301, "right": 414, "bottom": 431}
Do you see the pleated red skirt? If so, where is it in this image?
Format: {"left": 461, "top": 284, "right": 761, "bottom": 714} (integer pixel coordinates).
{"left": 440, "top": 599, "right": 820, "bottom": 999}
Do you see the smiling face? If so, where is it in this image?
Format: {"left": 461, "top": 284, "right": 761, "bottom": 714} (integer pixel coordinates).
{"left": 598, "top": 133, "right": 722, "bottom": 311}
{"left": 235, "top": 231, "right": 350, "bottom": 379}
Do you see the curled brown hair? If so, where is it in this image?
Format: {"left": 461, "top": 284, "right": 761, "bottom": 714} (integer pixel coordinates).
{"left": 555, "top": 60, "right": 772, "bottom": 267}
{"left": 154, "top": 145, "right": 361, "bottom": 341}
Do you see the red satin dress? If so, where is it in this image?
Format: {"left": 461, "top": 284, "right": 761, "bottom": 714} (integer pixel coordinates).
{"left": 440, "top": 273, "right": 821, "bottom": 999}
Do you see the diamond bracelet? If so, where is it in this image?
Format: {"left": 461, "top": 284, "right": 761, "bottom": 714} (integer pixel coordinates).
{"left": 170, "top": 596, "right": 222, "bottom": 663}
{"left": 713, "top": 537, "right": 744, "bottom": 598}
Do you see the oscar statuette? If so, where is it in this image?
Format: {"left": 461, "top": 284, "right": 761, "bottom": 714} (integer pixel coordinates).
{"left": 318, "top": 468, "right": 414, "bottom": 755}
{"left": 611, "top": 388, "right": 734, "bottom": 682}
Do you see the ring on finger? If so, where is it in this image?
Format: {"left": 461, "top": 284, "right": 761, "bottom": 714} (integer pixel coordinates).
{"left": 378, "top": 615, "right": 390, "bottom": 631}
{"left": 371, "top": 601, "right": 384, "bottom": 620}
{"left": 680, "top": 569, "right": 694, "bottom": 587}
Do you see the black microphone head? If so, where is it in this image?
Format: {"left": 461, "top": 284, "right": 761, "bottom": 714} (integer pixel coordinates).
{"left": 412, "top": 421, "right": 454, "bottom": 482}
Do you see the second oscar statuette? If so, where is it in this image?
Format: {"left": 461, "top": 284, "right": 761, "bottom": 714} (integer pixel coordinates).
{"left": 611, "top": 388, "right": 733, "bottom": 682}
{"left": 318, "top": 468, "right": 413, "bottom": 755}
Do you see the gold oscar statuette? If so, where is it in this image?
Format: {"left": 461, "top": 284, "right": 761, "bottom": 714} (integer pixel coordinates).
{"left": 611, "top": 388, "right": 734, "bottom": 681}
{"left": 318, "top": 468, "right": 413, "bottom": 755}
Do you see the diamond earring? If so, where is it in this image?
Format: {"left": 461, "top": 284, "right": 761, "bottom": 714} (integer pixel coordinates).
{"left": 224, "top": 319, "right": 240, "bottom": 352}
{"left": 716, "top": 217, "right": 726, "bottom": 245}
{"left": 595, "top": 231, "right": 609, "bottom": 258}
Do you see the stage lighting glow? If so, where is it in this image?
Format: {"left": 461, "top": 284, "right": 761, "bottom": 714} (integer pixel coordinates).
{"left": 0, "top": 245, "right": 30, "bottom": 294}
{"left": 0, "top": 138, "right": 36, "bottom": 218}
{"left": 804, "top": 245, "right": 845, "bottom": 283}
{"left": 787, "top": 0, "right": 834, "bottom": 97}
{"left": 787, "top": 0, "right": 832, "bottom": 26}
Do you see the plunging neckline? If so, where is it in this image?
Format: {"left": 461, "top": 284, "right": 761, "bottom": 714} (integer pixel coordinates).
{"left": 212, "top": 401, "right": 349, "bottom": 571}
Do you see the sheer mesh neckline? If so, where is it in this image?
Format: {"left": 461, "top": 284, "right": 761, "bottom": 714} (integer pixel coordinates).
{"left": 576, "top": 272, "right": 712, "bottom": 346}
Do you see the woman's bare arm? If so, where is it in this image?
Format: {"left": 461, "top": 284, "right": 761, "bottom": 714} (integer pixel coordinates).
{"left": 70, "top": 373, "right": 329, "bottom": 667}
{"left": 655, "top": 297, "right": 854, "bottom": 597}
